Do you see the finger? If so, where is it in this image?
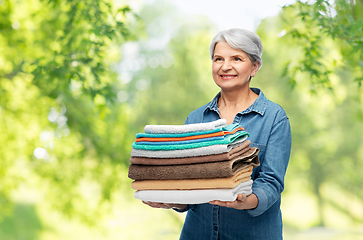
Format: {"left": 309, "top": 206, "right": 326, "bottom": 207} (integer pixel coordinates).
{"left": 225, "top": 201, "right": 239, "bottom": 208}
{"left": 237, "top": 193, "right": 247, "bottom": 202}
{"left": 209, "top": 200, "right": 225, "bottom": 206}
{"left": 143, "top": 201, "right": 166, "bottom": 208}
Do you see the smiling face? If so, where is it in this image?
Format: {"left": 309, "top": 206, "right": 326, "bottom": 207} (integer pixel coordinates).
{"left": 212, "top": 41, "right": 259, "bottom": 91}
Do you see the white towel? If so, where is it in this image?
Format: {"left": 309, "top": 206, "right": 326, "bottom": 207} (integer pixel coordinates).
{"left": 134, "top": 180, "right": 253, "bottom": 204}
{"left": 130, "top": 137, "right": 247, "bottom": 158}
{"left": 144, "top": 119, "right": 227, "bottom": 134}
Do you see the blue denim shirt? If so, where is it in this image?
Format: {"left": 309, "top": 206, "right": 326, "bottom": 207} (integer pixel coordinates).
{"left": 177, "top": 88, "right": 291, "bottom": 240}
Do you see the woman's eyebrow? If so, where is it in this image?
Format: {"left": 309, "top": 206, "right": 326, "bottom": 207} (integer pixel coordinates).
{"left": 213, "top": 54, "right": 246, "bottom": 59}
{"left": 231, "top": 54, "right": 245, "bottom": 58}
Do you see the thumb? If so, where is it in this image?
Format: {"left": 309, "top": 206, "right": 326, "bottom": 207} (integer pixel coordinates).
{"left": 237, "top": 193, "right": 247, "bottom": 202}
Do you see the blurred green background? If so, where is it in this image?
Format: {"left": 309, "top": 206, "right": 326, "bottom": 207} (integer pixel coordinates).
{"left": 1, "top": 0, "right": 363, "bottom": 239}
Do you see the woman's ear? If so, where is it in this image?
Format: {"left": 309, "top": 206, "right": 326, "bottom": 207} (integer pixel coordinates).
{"left": 251, "top": 62, "right": 260, "bottom": 77}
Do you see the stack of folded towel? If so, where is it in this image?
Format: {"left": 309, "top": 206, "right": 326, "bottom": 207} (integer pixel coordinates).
{"left": 128, "top": 119, "right": 260, "bottom": 204}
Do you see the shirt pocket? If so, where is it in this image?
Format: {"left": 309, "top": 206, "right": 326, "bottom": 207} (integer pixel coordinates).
{"left": 250, "top": 142, "right": 267, "bottom": 163}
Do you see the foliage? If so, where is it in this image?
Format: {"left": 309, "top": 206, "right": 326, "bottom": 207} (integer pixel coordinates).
{"left": 0, "top": 0, "right": 138, "bottom": 223}
{"left": 255, "top": 1, "right": 363, "bottom": 227}
{"left": 281, "top": 0, "right": 363, "bottom": 91}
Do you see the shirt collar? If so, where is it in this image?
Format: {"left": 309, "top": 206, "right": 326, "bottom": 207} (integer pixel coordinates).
{"left": 205, "top": 88, "right": 267, "bottom": 116}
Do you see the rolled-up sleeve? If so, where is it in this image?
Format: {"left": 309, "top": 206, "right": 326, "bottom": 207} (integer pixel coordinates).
{"left": 246, "top": 116, "right": 291, "bottom": 217}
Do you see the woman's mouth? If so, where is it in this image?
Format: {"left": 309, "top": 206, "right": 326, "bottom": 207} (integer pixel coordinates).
{"left": 220, "top": 75, "right": 237, "bottom": 80}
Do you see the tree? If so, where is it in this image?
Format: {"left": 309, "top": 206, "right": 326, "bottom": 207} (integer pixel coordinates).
{"left": 0, "top": 0, "right": 138, "bottom": 223}
{"left": 281, "top": 0, "right": 363, "bottom": 91}
{"left": 255, "top": 1, "right": 363, "bottom": 228}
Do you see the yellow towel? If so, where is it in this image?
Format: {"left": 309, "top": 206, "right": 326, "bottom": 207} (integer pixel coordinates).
{"left": 131, "top": 166, "right": 253, "bottom": 190}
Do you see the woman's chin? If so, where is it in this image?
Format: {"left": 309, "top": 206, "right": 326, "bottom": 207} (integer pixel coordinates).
{"left": 215, "top": 82, "right": 248, "bottom": 91}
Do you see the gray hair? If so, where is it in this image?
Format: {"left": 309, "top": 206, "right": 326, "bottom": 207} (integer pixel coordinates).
{"left": 209, "top": 28, "right": 263, "bottom": 69}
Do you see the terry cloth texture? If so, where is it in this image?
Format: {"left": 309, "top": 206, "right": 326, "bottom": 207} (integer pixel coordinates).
{"left": 135, "top": 136, "right": 224, "bottom": 145}
{"left": 136, "top": 131, "right": 224, "bottom": 142}
{"left": 130, "top": 137, "right": 247, "bottom": 158}
{"left": 135, "top": 126, "right": 244, "bottom": 142}
{"left": 130, "top": 140, "right": 251, "bottom": 165}
{"left": 131, "top": 131, "right": 250, "bottom": 151}
{"left": 128, "top": 148, "right": 260, "bottom": 180}
{"left": 144, "top": 119, "right": 227, "bottom": 134}
{"left": 131, "top": 166, "right": 252, "bottom": 190}
{"left": 134, "top": 180, "right": 253, "bottom": 204}
{"left": 136, "top": 127, "right": 223, "bottom": 139}
{"left": 135, "top": 123, "right": 240, "bottom": 139}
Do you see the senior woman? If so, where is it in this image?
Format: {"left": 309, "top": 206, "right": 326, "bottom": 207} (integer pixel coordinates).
{"left": 143, "top": 28, "right": 291, "bottom": 240}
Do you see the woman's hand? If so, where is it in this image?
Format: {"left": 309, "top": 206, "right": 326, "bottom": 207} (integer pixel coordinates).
{"left": 142, "top": 201, "right": 188, "bottom": 211}
{"left": 209, "top": 193, "right": 258, "bottom": 210}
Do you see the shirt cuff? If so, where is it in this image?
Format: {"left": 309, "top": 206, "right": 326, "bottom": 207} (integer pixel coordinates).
{"left": 173, "top": 204, "right": 195, "bottom": 213}
{"left": 246, "top": 188, "right": 267, "bottom": 217}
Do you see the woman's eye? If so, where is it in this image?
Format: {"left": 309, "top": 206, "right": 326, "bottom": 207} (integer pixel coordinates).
{"left": 215, "top": 58, "right": 222, "bottom": 61}
{"left": 234, "top": 57, "right": 241, "bottom": 61}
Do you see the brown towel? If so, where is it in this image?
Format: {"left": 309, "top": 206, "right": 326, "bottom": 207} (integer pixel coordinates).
{"left": 130, "top": 140, "right": 251, "bottom": 165}
{"left": 131, "top": 166, "right": 253, "bottom": 190}
{"left": 128, "top": 148, "right": 260, "bottom": 180}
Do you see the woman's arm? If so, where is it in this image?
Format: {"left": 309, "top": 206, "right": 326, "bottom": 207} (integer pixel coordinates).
{"left": 246, "top": 116, "right": 291, "bottom": 216}
{"left": 210, "top": 115, "right": 291, "bottom": 213}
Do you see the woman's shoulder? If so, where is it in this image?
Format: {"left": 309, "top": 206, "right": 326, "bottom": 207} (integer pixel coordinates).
{"left": 252, "top": 88, "right": 289, "bottom": 120}
{"left": 266, "top": 99, "right": 287, "bottom": 113}
{"left": 264, "top": 98, "right": 289, "bottom": 124}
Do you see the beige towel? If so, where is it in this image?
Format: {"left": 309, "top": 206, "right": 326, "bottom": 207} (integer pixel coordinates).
{"left": 131, "top": 166, "right": 253, "bottom": 190}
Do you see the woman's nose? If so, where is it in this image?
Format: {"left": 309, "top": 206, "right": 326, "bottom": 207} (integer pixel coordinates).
{"left": 221, "top": 60, "right": 232, "bottom": 71}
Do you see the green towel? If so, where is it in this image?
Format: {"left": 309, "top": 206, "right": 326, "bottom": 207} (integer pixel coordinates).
{"left": 132, "top": 131, "right": 250, "bottom": 151}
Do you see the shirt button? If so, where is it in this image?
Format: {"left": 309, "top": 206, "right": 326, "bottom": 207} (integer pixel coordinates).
{"left": 213, "top": 226, "right": 218, "bottom": 231}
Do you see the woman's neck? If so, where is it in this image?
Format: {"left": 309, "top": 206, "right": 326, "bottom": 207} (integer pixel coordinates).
{"left": 218, "top": 87, "right": 258, "bottom": 124}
